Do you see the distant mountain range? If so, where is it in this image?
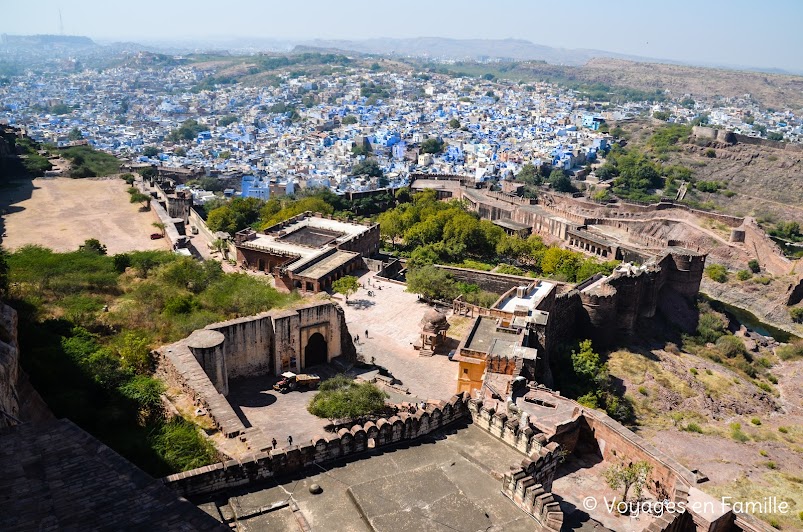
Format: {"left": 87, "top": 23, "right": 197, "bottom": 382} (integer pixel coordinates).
{"left": 299, "top": 37, "right": 651, "bottom": 66}
{"left": 296, "top": 37, "right": 800, "bottom": 76}
{"left": 1, "top": 34, "right": 799, "bottom": 76}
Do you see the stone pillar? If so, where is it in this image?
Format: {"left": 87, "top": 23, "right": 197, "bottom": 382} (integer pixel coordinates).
{"left": 187, "top": 329, "right": 228, "bottom": 396}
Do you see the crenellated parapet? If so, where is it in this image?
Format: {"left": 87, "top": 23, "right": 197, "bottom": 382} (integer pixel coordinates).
{"left": 575, "top": 248, "right": 707, "bottom": 344}
{"left": 501, "top": 444, "right": 564, "bottom": 531}
{"left": 468, "top": 398, "right": 550, "bottom": 457}
{"left": 163, "top": 393, "right": 471, "bottom": 498}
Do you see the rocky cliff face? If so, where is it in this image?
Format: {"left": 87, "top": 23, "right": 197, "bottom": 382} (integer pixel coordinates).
{"left": 0, "top": 302, "right": 20, "bottom": 428}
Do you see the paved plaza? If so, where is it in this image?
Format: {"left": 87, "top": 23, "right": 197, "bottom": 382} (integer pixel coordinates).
{"left": 339, "top": 271, "right": 459, "bottom": 401}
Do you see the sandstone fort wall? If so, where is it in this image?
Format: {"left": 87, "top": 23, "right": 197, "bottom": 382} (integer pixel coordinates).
{"left": 162, "top": 394, "right": 471, "bottom": 498}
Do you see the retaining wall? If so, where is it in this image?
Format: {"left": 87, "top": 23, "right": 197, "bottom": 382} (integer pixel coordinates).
{"left": 434, "top": 265, "right": 549, "bottom": 295}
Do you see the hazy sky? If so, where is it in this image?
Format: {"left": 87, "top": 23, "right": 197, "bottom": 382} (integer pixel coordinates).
{"left": 3, "top": 0, "right": 802, "bottom": 72}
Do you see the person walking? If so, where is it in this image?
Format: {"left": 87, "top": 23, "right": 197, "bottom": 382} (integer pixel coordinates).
{"left": 288, "top": 435, "right": 293, "bottom": 446}
{"left": 365, "top": 329, "right": 368, "bottom": 338}
{"left": 272, "top": 438, "right": 277, "bottom": 449}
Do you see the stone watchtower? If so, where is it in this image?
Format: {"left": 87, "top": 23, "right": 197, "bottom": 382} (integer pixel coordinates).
{"left": 417, "top": 309, "right": 450, "bottom": 356}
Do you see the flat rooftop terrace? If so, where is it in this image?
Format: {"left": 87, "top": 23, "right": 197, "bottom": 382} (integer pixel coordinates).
{"left": 464, "top": 316, "right": 521, "bottom": 355}
{"left": 246, "top": 216, "right": 371, "bottom": 257}
{"left": 292, "top": 249, "right": 359, "bottom": 279}
{"left": 496, "top": 281, "right": 555, "bottom": 314}
{"left": 278, "top": 225, "right": 344, "bottom": 248}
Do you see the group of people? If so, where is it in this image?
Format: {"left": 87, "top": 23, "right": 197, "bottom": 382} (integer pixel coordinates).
{"left": 354, "top": 329, "right": 369, "bottom": 344}
{"left": 272, "top": 435, "right": 293, "bottom": 449}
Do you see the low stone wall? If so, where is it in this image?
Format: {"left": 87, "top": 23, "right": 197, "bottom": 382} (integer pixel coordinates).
{"left": 188, "top": 207, "right": 217, "bottom": 247}
{"left": 468, "top": 398, "right": 565, "bottom": 531}
{"left": 150, "top": 199, "right": 185, "bottom": 248}
{"left": 582, "top": 408, "right": 696, "bottom": 500}
{"left": 162, "top": 394, "right": 471, "bottom": 498}
{"left": 468, "top": 398, "right": 569, "bottom": 461}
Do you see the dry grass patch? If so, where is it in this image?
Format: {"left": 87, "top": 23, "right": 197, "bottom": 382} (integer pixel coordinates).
{"left": 707, "top": 472, "right": 803, "bottom": 530}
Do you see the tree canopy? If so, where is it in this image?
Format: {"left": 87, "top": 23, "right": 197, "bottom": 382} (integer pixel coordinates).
{"left": 167, "top": 119, "right": 209, "bottom": 142}
{"left": 206, "top": 196, "right": 263, "bottom": 234}
{"left": 332, "top": 275, "right": 360, "bottom": 300}
{"left": 420, "top": 137, "right": 445, "bottom": 154}
{"left": 352, "top": 158, "right": 383, "bottom": 177}
{"left": 307, "top": 375, "right": 388, "bottom": 424}
{"left": 548, "top": 169, "right": 574, "bottom": 192}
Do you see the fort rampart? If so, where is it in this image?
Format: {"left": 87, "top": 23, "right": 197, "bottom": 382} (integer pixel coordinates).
{"left": 162, "top": 394, "right": 471, "bottom": 498}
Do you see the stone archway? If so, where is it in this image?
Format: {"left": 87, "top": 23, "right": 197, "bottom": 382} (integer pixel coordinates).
{"left": 304, "top": 332, "right": 327, "bottom": 367}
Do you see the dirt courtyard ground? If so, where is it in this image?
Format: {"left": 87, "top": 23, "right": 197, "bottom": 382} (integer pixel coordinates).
{"left": 1, "top": 177, "right": 170, "bottom": 254}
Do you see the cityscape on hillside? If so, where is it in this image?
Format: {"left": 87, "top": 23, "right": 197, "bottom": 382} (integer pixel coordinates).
{"left": 1, "top": 2, "right": 803, "bottom": 532}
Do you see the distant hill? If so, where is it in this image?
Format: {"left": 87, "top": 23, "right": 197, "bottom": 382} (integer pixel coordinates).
{"left": 0, "top": 34, "right": 95, "bottom": 47}
{"left": 300, "top": 37, "right": 649, "bottom": 66}
{"left": 298, "top": 36, "right": 802, "bottom": 76}
{"left": 574, "top": 58, "right": 803, "bottom": 110}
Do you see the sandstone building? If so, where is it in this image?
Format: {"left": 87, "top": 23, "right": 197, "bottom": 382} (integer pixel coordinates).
{"left": 233, "top": 213, "right": 380, "bottom": 294}
{"left": 156, "top": 301, "right": 356, "bottom": 445}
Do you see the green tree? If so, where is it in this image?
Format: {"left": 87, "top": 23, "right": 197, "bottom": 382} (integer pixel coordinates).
{"left": 748, "top": 259, "right": 760, "bottom": 273}
{"left": 129, "top": 191, "right": 151, "bottom": 209}
{"left": 517, "top": 163, "right": 543, "bottom": 185}
{"left": 68, "top": 127, "right": 83, "bottom": 141}
{"left": 351, "top": 143, "right": 372, "bottom": 157}
{"left": 332, "top": 275, "right": 360, "bottom": 301}
{"left": 119, "top": 375, "right": 165, "bottom": 422}
{"left": 206, "top": 197, "right": 264, "bottom": 234}
{"left": 217, "top": 115, "right": 238, "bottom": 127}
{"left": 548, "top": 169, "right": 573, "bottom": 192}
{"left": 307, "top": 375, "right": 388, "bottom": 424}
{"left": 142, "top": 146, "right": 159, "bottom": 157}
{"left": 150, "top": 419, "right": 218, "bottom": 472}
{"left": 378, "top": 209, "right": 405, "bottom": 248}
{"left": 78, "top": 238, "right": 107, "bottom": 255}
{"left": 152, "top": 222, "right": 166, "bottom": 237}
{"left": 342, "top": 115, "right": 358, "bottom": 125}
{"left": 716, "top": 335, "right": 746, "bottom": 358}
{"left": 421, "top": 137, "right": 445, "bottom": 154}
{"left": 395, "top": 187, "right": 412, "bottom": 204}
{"left": 168, "top": 119, "right": 209, "bottom": 142}
{"left": 352, "top": 158, "right": 383, "bottom": 177}
{"left": 604, "top": 461, "right": 653, "bottom": 501}
{"left": 138, "top": 166, "right": 158, "bottom": 179}
{"left": 705, "top": 264, "right": 728, "bottom": 283}
{"left": 448, "top": 118, "right": 461, "bottom": 129}
{"left": 572, "top": 339, "right": 603, "bottom": 382}
{"left": 406, "top": 265, "right": 454, "bottom": 300}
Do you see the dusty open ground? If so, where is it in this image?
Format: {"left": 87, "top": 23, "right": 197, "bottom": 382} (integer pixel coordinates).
{"left": 0, "top": 177, "right": 169, "bottom": 254}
